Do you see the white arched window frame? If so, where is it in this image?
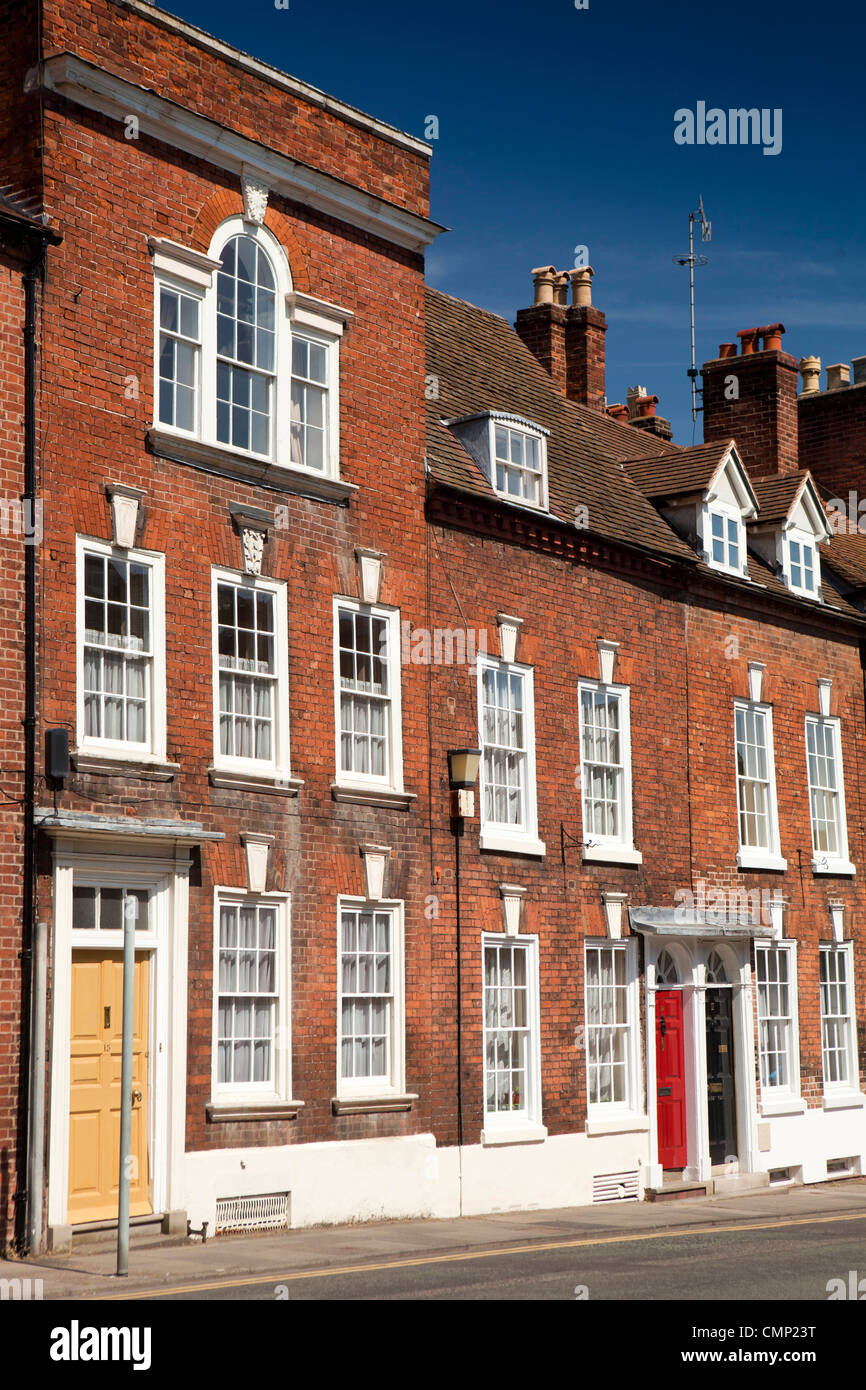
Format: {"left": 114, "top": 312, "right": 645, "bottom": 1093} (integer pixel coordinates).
{"left": 150, "top": 220, "right": 346, "bottom": 480}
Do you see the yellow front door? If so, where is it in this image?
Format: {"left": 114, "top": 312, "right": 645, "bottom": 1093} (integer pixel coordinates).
{"left": 68, "top": 951, "right": 151, "bottom": 1224}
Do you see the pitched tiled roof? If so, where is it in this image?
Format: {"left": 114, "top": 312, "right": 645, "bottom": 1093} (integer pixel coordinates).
{"left": 749, "top": 472, "right": 812, "bottom": 525}
{"left": 820, "top": 530, "right": 866, "bottom": 591}
{"left": 622, "top": 441, "right": 736, "bottom": 499}
{"left": 0, "top": 186, "right": 44, "bottom": 228}
{"left": 424, "top": 286, "right": 864, "bottom": 622}
{"left": 425, "top": 288, "right": 695, "bottom": 564}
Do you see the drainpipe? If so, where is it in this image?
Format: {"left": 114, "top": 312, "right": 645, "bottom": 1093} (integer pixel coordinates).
{"left": 27, "top": 921, "right": 47, "bottom": 1253}
{"left": 16, "top": 221, "right": 61, "bottom": 1253}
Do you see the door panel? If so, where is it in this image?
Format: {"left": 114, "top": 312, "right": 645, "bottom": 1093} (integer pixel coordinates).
{"left": 68, "top": 951, "right": 151, "bottom": 1224}
{"left": 656, "top": 990, "right": 687, "bottom": 1169}
{"left": 706, "top": 988, "right": 737, "bottom": 1166}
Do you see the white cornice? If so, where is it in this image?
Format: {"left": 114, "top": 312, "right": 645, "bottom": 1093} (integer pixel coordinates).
{"left": 33, "top": 54, "right": 446, "bottom": 254}
{"left": 115, "top": 0, "right": 432, "bottom": 157}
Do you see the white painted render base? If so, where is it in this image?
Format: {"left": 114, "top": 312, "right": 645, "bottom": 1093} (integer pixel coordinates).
{"left": 757, "top": 1101, "right": 866, "bottom": 1184}
{"left": 182, "top": 1129, "right": 652, "bottom": 1231}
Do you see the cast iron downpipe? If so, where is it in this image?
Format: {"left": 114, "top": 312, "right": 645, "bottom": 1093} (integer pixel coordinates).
{"left": 14, "top": 223, "right": 60, "bottom": 1253}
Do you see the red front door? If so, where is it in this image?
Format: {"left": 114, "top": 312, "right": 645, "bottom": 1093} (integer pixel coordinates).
{"left": 656, "top": 991, "right": 687, "bottom": 1169}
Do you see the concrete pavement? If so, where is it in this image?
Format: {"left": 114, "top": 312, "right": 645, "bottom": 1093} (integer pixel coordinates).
{"left": 10, "top": 1176, "right": 866, "bottom": 1301}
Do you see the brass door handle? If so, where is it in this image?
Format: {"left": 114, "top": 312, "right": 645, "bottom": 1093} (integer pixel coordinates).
{"left": 132, "top": 1089, "right": 142, "bottom": 1105}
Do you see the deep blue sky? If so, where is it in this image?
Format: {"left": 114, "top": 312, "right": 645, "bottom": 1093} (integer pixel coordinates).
{"left": 162, "top": 0, "right": 865, "bottom": 443}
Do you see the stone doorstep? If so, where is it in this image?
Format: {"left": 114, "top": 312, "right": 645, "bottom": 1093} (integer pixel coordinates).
{"left": 47, "top": 1209, "right": 189, "bottom": 1255}
{"left": 645, "top": 1171, "right": 772, "bottom": 1202}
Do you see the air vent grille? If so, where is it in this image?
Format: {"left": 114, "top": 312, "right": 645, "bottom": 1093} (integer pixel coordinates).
{"left": 214, "top": 1192, "right": 290, "bottom": 1234}
{"left": 592, "top": 1170, "right": 639, "bottom": 1203}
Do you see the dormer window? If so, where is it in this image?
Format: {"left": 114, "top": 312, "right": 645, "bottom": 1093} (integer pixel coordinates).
{"left": 444, "top": 411, "right": 549, "bottom": 513}
{"left": 493, "top": 423, "right": 544, "bottom": 507}
{"left": 787, "top": 533, "right": 817, "bottom": 597}
{"left": 708, "top": 507, "right": 742, "bottom": 573}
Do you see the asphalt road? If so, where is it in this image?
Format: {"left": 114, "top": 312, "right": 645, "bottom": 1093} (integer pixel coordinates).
{"left": 135, "top": 1209, "right": 866, "bottom": 1300}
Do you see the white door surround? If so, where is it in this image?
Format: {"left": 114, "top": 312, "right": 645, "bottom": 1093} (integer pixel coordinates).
{"left": 641, "top": 932, "right": 763, "bottom": 1188}
{"left": 46, "top": 837, "right": 193, "bottom": 1233}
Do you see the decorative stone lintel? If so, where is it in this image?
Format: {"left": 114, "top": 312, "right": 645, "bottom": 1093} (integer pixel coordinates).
{"left": 356, "top": 547, "right": 386, "bottom": 604}
{"left": 601, "top": 890, "right": 629, "bottom": 940}
{"left": 241, "top": 832, "right": 274, "bottom": 894}
{"left": 496, "top": 613, "right": 523, "bottom": 664}
{"left": 361, "top": 843, "right": 391, "bottom": 901}
{"left": 241, "top": 164, "right": 269, "bottom": 225}
{"left": 105, "top": 483, "right": 145, "bottom": 549}
{"left": 146, "top": 236, "right": 223, "bottom": 289}
{"left": 748, "top": 661, "right": 766, "bottom": 704}
{"left": 818, "top": 677, "right": 832, "bottom": 718}
{"left": 596, "top": 638, "right": 619, "bottom": 686}
{"left": 829, "top": 901, "right": 845, "bottom": 944}
{"left": 286, "top": 290, "right": 354, "bottom": 337}
{"left": 499, "top": 883, "right": 527, "bottom": 937}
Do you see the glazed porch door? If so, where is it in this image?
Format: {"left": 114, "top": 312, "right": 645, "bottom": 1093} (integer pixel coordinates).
{"left": 705, "top": 987, "right": 737, "bottom": 1166}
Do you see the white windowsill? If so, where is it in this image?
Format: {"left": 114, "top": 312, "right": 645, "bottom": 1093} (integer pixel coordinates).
{"left": 759, "top": 1096, "right": 807, "bottom": 1117}
{"left": 479, "top": 830, "right": 546, "bottom": 857}
{"left": 585, "top": 1114, "right": 650, "bottom": 1137}
{"left": 207, "top": 1099, "right": 305, "bottom": 1122}
{"left": 812, "top": 858, "right": 856, "bottom": 876}
{"left": 822, "top": 1091, "right": 866, "bottom": 1112}
{"left": 480, "top": 1123, "right": 547, "bottom": 1147}
{"left": 331, "top": 782, "right": 416, "bottom": 810}
{"left": 208, "top": 767, "right": 303, "bottom": 796}
{"left": 73, "top": 749, "right": 177, "bottom": 780}
{"left": 581, "top": 843, "right": 643, "bottom": 866}
{"left": 737, "top": 849, "right": 788, "bottom": 872}
{"left": 332, "top": 1093, "right": 417, "bottom": 1115}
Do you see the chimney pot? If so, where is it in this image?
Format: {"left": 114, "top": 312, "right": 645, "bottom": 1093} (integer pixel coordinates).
{"left": 606, "top": 403, "right": 629, "bottom": 424}
{"left": 851, "top": 355, "right": 866, "bottom": 386}
{"left": 636, "top": 394, "right": 659, "bottom": 418}
{"left": 530, "top": 265, "right": 557, "bottom": 305}
{"left": 718, "top": 342, "right": 737, "bottom": 359}
{"left": 799, "top": 355, "right": 822, "bottom": 394}
{"left": 826, "top": 362, "right": 851, "bottom": 391}
{"left": 570, "top": 266, "right": 594, "bottom": 307}
{"left": 553, "top": 271, "right": 570, "bottom": 307}
{"left": 737, "top": 328, "right": 759, "bottom": 355}
{"left": 760, "top": 323, "right": 785, "bottom": 352}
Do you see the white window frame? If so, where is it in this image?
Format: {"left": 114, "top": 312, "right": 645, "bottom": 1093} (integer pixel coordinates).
{"left": 733, "top": 700, "right": 786, "bottom": 871}
{"left": 805, "top": 715, "right": 854, "bottom": 875}
{"left": 702, "top": 500, "right": 747, "bottom": 578}
{"left": 584, "top": 938, "right": 641, "bottom": 1122}
{"left": 754, "top": 941, "right": 803, "bottom": 1114}
{"left": 152, "top": 218, "right": 343, "bottom": 480}
{"left": 488, "top": 417, "right": 549, "bottom": 512}
{"left": 819, "top": 942, "right": 860, "bottom": 1104}
{"left": 211, "top": 566, "right": 291, "bottom": 783}
{"left": 336, "top": 897, "right": 405, "bottom": 1102}
{"left": 75, "top": 535, "right": 167, "bottom": 764}
{"left": 784, "top": 526, "right": 821, "bottom": 599}
{"left": 480, "top": 931, "right": 545, "bottom": 1144}
{"left": 477, "top": 655, "right": 544, "bottom": 857}
{"left": 211, "top": 889, "right": 292, "bottom": 1106}
{"left": 332, "top": 597, "right": 404, "bottom": 794}
{"left": 577, "top": 679, "right": 641, "bottom": 865}
{"left": 154, "top": 277, "right": 202, "bottom": 438}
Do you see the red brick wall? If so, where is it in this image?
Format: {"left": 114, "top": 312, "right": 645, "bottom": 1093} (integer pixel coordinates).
{"left": 39, "top": 0, "right": 430, "bottom": 217}
{"left": 702, "top": 350, "right": 800, "bottom": 477}
{"left": 799, "top": 384, "right": 866, "bottom": 502}
{"left": 0, "top": 246, "right": 29, "bottom": 1245}
{"left": 29, "top": 10, "right": 435, "bottom": 1159}
{"left": 425, "top": 504, "right": 866, "bottom": 1142}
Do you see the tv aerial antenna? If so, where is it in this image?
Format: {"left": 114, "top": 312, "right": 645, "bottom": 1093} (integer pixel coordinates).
{"left": 672, "top": 196, "right": 711, "bottom": 422}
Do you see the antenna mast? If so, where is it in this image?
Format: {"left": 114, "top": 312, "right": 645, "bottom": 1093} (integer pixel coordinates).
{"left": 672, "top": 196, "right": 711, "bottom": 422}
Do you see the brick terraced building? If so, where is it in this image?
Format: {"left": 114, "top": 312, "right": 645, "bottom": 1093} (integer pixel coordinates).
{"left": 1, "top": 0, "right": 866, "bottom": 1249}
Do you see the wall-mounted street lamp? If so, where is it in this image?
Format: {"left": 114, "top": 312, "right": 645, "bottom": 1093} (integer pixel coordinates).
{"left": 446, "top": 749, "right": 480, "bottom": 1160}
{"left": 447, "top": 748, "right": 481, "bottom": 828}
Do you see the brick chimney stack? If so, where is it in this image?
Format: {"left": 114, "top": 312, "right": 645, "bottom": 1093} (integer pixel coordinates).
{"left": 701, "top": 323, "right": 799, "bottom": 476}
{"left": 798, "top": 355, "right": 866, "bottom": 498}
{"left": 514, "top": 264, "right": 607, "bottom": 412}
